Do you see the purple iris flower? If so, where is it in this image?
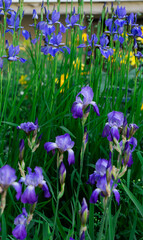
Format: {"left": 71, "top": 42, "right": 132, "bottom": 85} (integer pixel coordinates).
{"left": 77, "top": 34, "right": 98, "bottom": 55}
{"left": 12, "top": 208, "right": 28, "bottom": 240}
{"left": 17, "top": 120, "right": 38, "bottom": 135}
{"left": 32, "top": 9, "right": 38, "bottom": 19}
{"left": 127, "top": 13, "right": 138, "bottom": 26}
{"left": 129, "top": 27, "right": 143, "bottom": 38}
{"left": 65, "top": 7, "right": 86, "bottom": 30}
{"left": 2, "top": 40, "right": 26, "bottom": 63}
{"left": 120, "top": 137, "right": 137, "bottom": 167}
{"left": 99, "top": 34, "right": 114, "bottom": 59}
{"left": 115, "top": 6, "right": 126, "bottom": 19}
{"left": 6, "top": 11, "right": 21, "bottom": 32}
{"left": 87, "top": 158, "right": 109, "bottom": 185}
{"left": 88, "top": 159, "right": 120, "bottom": 205}
{"left": 0, "top": 165, "right": 22, "bottom": 200}
{"left": 44, "top": 133, "right": 75, "bottom": 165}
{"left": 135, "top": 51, "right": 143, "bottom": 59}
{"left": 41, "top": 32, "right": 70, "bottom": 57}
{"left": 46, "top": 9, "right": 60, "bottom": 24}
{"left": 71, "top": 86, "right": 100, "bottom": 119}
{"left": 22, "top": 30, "right": 30, "bottom": 40}
{"left": 90, "top": 176, "right": 120, "bottom": 205}
{"left": 20, "top": 167, "right": 51, "bottom": 204}
{"left": 79, "top": 198, "right": 89, "bottom": 226}
{"left": 105, "top": 18, "right": 117, "bottom": 33}
{"left": 59, "top": 162, "right": 66, "bottom": 185}
{"left": 102, "top": 111, "right": 124, "bottom": 141}
{"left": 113, "top": 34, "right": 124, "bottom": 44}
{"left": 0, "top": 0, "right": 12, "bottom": 14}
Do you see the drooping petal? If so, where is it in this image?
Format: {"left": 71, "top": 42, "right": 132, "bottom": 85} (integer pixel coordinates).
{"left": 67, "top": 149, "right": 75, "bottom": 165}
{"left": 44, "top": 142, "right": 58, "bottom": 153}
{"left": 11, "top": 182, "right": 22, "bottom": 200}
{"left": 41, "top": 181, "right": 51, "bottom": 198}
{"left": 21, "top": 186, "right": 38, "bottom": 204}
{"left": 128, "top": 137, "right": 137, "bottom": 152}
{"left": 110, "top": 126, "right": 120, "bottom": 141}
{"left": 90, "top": 101, "right": 100, "bottom": 116}
{"left": 71, "top": 102, "right": 83, "bottom": 119}
{"left": 87, "top": 172, "right": 98, "bottom": 185}
{"left": 90, "top": 188, "right": 101, "bottom": 204}
{"left": 102, "top": 123, "right": 110, "bottom": 137}
{"left": 12, "top": 224, "right": 27, "bottom": 240}
{"left": 113, "top": 189, "right": 120, "bottom": 204}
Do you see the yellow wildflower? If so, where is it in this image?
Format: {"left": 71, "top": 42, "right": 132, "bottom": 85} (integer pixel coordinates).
{"left": 55, "top": 73, "right": 69, "bottom": 93}
{"left": 19, "top": 75, "right": 28, "bottom": 85}
{"left": 141, "top": 103, "right": 143, "bottom": 111}
{"left": 73, "top": 58, "right": 85, "bottom": 71}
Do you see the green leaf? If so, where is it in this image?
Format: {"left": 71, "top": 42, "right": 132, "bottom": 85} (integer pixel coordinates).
{"left": 122, "top": 182, "right": 143, "bottom": 217}
{"left": 59, "top": 126, "right": 76, "bottom": 139}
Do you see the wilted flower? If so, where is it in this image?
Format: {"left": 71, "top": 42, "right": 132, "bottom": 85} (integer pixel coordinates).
{"left": 71, "top": 86, "right": 100, "bottom": 119}
{"left": 44, "top": 133, "right": 75, "bottom": 165}
{"left": 12, "top": 208, "right": 28, "bottom": 240}
{"left": 20, "top": 167, "right": 51, "bottom": 204}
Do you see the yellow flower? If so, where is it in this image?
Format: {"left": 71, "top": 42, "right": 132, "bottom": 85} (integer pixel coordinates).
{"left": 141, "top": 103, "right": 143, "bottom": 111}
{"left": 82, "top": 33, "right": 87, "bottom": 42}
{"left": 19, "top": 75, "right": 28, "bottom": 85}
{"left": 55, "top": 73, "right": 69, "bottom": 93}
{"left": 73, "top": 58, "right": 85, "bottom": 71}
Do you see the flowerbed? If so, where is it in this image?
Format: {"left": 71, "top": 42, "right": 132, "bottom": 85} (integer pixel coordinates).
{"left": 0, "top": 1, "right": 143, "bottom": 239}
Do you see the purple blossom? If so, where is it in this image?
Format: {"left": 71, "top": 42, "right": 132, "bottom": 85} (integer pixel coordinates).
{"left": 87, "top": 159, "right": 109, "bottom": 185}
{"left": 90, "top": 176, "right": 120, "bottom": 205}
{"left": 41, "top": 32, "right": 70, "bottom": 57}
{"left": 0, "top": 0, "right": 12, "bottom": 13}
{"left": 130, "top": 27, "right": 143, "bottom": 38}
{"left": 44, "top": 133, "right": 75, "bottom": 165}
{"left": 22, "top": 30, "right": 30, "bottom": 40}
{"left": 32, "top": 9, "right": 38, "bottom": 19}
{"left": 46, "top": 9, "right": 60, "bottom": 24}
{"left": 12, "top": 208, "right": 28, "bottom": 240}
{"left": 6, "top": 11, "right": 21, "bottom": 32}
{"left": 20, "top": 167, "right": 51, "bottom": 204}
{"left": 115, "top": 6, "right": 126, "bottom": 19}
{"left": 79, "top": 198, "right": 88, "bottom": 226}
{"left": 88, "top": 159, "right": 120, "bottom": 205}
{"left": 71, "top": 86, "right": 100, "bottom": 119}
{"left": 0, "top": 165, "right": 22, "bottom": 200}
{"left": 17, "top": 120, "right": 38, "bottom": 135}
{"left": 102, "top": 111, "right": 124, "bottom": 141}
{"left": 2, "top": 40, "right": 26, "bottom": 63}
{"left": 120, "top": 137, "right": 137, "bottom": 167}
{"left": 65, "top": 7, "right": 86, "bottom": 30}
{"left": 59, "top": 162, "right": 66, "bottom": 185}
{"left": 78, "top": 34, "right": 98, "bottom": 49}
{"left": 127, "top": 13, "right": 137, "bottom": 26}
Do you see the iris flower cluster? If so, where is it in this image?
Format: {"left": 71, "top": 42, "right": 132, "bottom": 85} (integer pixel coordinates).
{"left": 88, "top": 158, "right": 120, "bottom": 206}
